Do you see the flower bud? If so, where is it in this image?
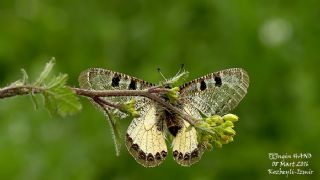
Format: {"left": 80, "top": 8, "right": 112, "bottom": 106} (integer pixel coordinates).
{"left": 221, "top": 135, "right": 230, "bottom": 141}
{"left": 222, "top": 114, "right": 239, "bottom": 122}
{"left": 211, "top": 115, "right": 224, "bottom": 125}
{"left": 214, "top": 141, "right": 222, "bottom": 148}
{"left": 121, "top": 99, "right": 140, "bottom": 118}
{"left": 202, "top": 134, "right": 212, "bottom": 142}
{"left": 166, "top": 87, "right": 180, "bottom": 103}
{"left": 224, "top": 127, "right": 236, "bottom": 135}
{"left": 227, "top": 137, "right": 234, "bottom": 143}
{"left": 223, "top": 120, "right": 234, "bottom": 128}
{"left": 204, "top": 142, "right": 213, "bottom": 150}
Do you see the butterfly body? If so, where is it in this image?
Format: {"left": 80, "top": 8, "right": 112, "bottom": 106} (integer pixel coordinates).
{"left": 162, "top": 109, "right": 182, "bottom": 137}
{"left": 79, "top": 68, "right": 249, "bottom": 167}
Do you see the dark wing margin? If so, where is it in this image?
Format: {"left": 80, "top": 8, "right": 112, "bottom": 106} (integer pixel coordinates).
{"left": 179, "top": 68, "right": 249, "bottom": 116}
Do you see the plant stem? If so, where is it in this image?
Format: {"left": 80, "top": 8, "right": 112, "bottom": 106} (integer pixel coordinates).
{"left": 74, "top": 88, "right": 200, "bottom": 126}
{"left": 0, "top": 85, "right": 42, "bottom": 99}
{"left": 0, "top": 85, "right": 200, "bottom": 126}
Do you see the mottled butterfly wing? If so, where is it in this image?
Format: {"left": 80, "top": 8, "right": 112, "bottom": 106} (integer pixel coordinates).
{"left": 126, "top": 105, "right": 168, "bottom": 167}
{"left": 180, "top": 68, "right": 249, "bottom": 116}
{"left": 78, "top": 68, "right": 168, "bottom": 167}
{"left": 78, "top": 68, "right": 153, "bottom": 117}
{"left": 172, "top": 68, "right": 249, "bottom": 166}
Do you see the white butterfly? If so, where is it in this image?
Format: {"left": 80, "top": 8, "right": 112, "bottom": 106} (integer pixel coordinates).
{"left": 79, "top": 68, "right": 249, "bottom": 167}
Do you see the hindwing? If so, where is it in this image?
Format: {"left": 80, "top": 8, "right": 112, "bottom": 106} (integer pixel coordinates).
{"left": 126, "top": 104, "right": 167, "bottom": 167}
{"left": 172, "top": 120, "right": 204, "bottom": 166}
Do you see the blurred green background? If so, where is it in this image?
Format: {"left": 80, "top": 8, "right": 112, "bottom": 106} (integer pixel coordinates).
{"left": 0, "top": 0, "right": 319, "bottom": 179}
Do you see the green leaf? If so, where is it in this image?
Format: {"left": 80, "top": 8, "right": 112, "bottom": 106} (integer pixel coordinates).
{"left": 162, "top": 70, "right": 189, "bottom": 87}
{"left": 46, "top": 73, "right": 68, "bottom": 89}
{"left": 171, "top": 70, "right": 189, "bottom": 87}
{"left": 34, "top": 57, "right": 55, "bottom": 86}
{"left": 9, "top": 69, "right": 29, "bottom": 87}
{"left": 43, "top": 86, "right": 82, "bottom": 117}
{"left": 42, "top": 73, "right": 82, "bottom": 117}
{"left": 21, "top": 68, "right": 29, "bottom": 84}
{"left": 43, "top": 92, "right": 58, "bottom": 116}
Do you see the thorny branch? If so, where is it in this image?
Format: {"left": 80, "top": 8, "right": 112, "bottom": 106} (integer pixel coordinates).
{"left": 0, "top": 85, "right": 200, "bottom": 126}
{"left": 0, "top": 59, "right": 241, "bottom": 153}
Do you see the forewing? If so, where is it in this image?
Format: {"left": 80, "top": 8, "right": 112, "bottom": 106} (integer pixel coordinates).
{"left": 78, "top": 68, "right": 154, "bottom": 116}
{"left": 126, "top": 104, "right": 168, "bottom": 167}
{"left": 79, "top": 68, "right": 154, "bottom": 91}
{"left": 180, "top": 68, "right": 249, "bottom": 116}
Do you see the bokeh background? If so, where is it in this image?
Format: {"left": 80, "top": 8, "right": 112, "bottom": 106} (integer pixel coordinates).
{"left": 0, "top": 0, "right": 319, "bottom": 179}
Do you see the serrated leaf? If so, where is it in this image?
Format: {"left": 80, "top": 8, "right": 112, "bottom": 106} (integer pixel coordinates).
{"left": 170, "top": 70, "right": 189, "bottom": 87}
{"left": 21, "top": 68, "right": 28, "bottom": 84}
{"left": 43, "top": 92, "right": 57, "bottom": 116}
{"left": 46, "top": 73, "right": 68, "bottom": 89}
{"left": 44, "top": 86, "right": 82, "bottom": 117}
{"left": 42, "top": 73, "right": 81, "bottom": 117}
{"left": 34, "top": 57, "right": 55, "bottom": 85}
{"left": 160, "top": 70, "right": 189, "bottom": 87}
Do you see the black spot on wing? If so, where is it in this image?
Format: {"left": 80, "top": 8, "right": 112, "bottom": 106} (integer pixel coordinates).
{"left": 147, "top": 153, "right": 154, "bottom": 162}
{"left": 173, "top": 150, "right": 178, "bottom": 158}
{"left": 200, "top": 80, "right": 206, "bottom": 91}
{"left": 131, "top": 144, "right": 139, "bottom": 151}
{"left": 184, "top": 153, "right": 191, "bottom": 160}
{"left": 214, "top": 75, "right": 222, "bottom": 87}
{"left": 111, "top": 75, "right": 120, "bottom": 87}
{"left": 161, "top": 150, "right": 167, "bottom": 158}
{"left": 191, "top": 148, "right": 199, "bottom": 158}
{"left": 129, "top": 79, "right": 137, "bottom": 90}
{"left": 155, "top": 152, "right": 162, "bottom": 160}
{"left": 138, "top": 151, "right": 146, "bottom": 160}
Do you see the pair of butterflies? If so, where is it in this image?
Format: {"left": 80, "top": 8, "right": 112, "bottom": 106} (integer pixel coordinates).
{"left": 78, "top": 67, "right": 249, "bottom": 167}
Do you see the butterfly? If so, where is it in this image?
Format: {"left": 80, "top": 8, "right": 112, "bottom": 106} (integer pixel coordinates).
{"left": 78, "top": 67, "right": 249, "bottom": 167}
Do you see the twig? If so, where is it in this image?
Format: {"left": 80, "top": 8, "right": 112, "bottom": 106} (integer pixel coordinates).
{"left": 75, "top": 88, "right": 200, "bottom": 126}
{"left": 0, "top": 85, "right": 42, "bottom": 99}
{"left": 93, "top": 97, "right": 123, "bottom": 110}
{"left": 0, "top": 85, "right": 200, "bottom": 126}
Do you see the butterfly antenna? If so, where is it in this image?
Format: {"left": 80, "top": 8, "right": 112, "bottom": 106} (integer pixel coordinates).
{"left": 175, "top": 63, "right": 185, "bottom": 76}
{"left": 157, "top": 67, "right": 167, "bottom": 81}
